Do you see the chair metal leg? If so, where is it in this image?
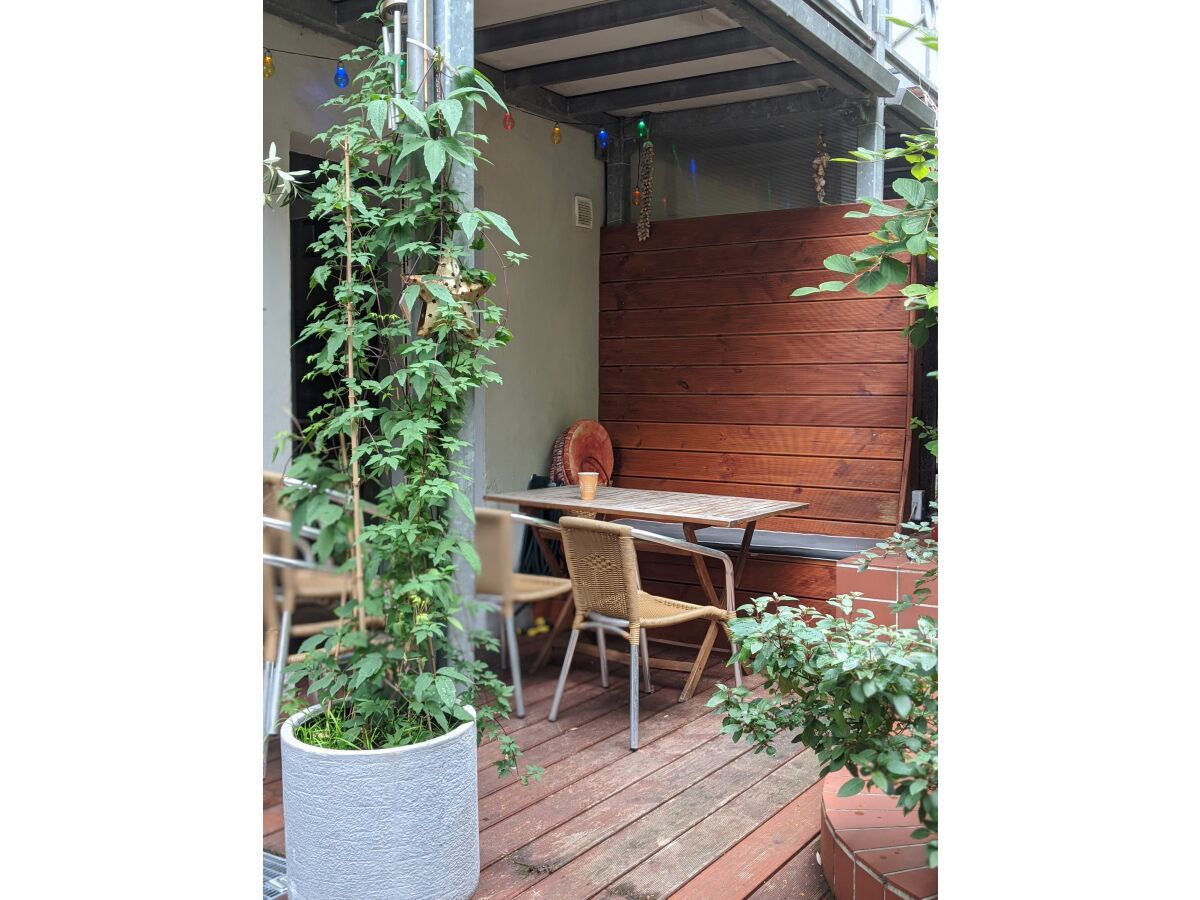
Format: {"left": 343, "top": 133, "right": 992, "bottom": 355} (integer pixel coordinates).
{"left": 505, "top": 613, "right": 525, "bottom": 718}
{"left": 263, "top": 660, "right": 275, "bottom": 775}
{"left": 548, "top": 629, "right": 580, "bottom": 722}
{"left": 597, "top": 628, "right": 609, "bottom": 687}
{"left": 640, "top": 631, "right": 653, "bottom": 694}
{"left": 629, "top": 640, "right": 640, "bottom": 751}
{"left": 268, "top": 609, "right": 292, "bottom": 735}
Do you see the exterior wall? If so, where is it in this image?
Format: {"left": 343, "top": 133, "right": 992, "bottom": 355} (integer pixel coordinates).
{"left": 262, "top": 15, "right": 603, "bottom": 495}
{"left": 262, "top": 15, "right": 356, "bottom": 469}
{"left": 475, "top": 108, "right": 603, "bottom": 498}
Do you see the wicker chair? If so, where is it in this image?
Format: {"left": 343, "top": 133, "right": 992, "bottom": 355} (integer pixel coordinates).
{"left": 474, "top": 508, "right": 573, "bottom": 718}
{"left": 549, "top": 516, "right": 743, "bottom": 750}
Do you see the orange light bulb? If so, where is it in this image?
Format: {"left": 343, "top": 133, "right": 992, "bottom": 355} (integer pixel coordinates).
{"left": 551, "top": 122, "right": 562, "bottom": 144}
{"left": 632, "top": 189, "right": 641, "bottom": 206}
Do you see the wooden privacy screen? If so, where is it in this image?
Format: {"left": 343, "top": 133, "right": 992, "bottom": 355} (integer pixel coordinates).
{"left": 599, "top": 204, "right": 915, "bottom": 544}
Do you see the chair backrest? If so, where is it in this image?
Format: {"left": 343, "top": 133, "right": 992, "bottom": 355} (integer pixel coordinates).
{"left": 474, "top": 507, "right": 514, "bottom": 599}
{"left": 558, "top": 516, "right": 642, "bottom": 629}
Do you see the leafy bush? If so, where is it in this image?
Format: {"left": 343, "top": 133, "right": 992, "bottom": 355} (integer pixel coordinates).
{"left": 710, "top": 529, "right": 938, "bottom": 866}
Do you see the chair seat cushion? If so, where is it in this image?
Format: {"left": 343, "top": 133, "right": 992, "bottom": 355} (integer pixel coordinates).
{"left": 512, "top": 572, "right": 573, "bottom": 603}
{"left": 611, "top": 519, "right": 879, "bottom": 561}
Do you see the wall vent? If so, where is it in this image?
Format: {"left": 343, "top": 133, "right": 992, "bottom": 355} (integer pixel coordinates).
{"left": 573, "top": 196, "right": 594, "bottom": 229}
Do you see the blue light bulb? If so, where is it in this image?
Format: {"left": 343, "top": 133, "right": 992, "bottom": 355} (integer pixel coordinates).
{"left": 689, "top": 158, "right": 697, "bottom": 176}
{"left": 334, "top": 63, "right": 349, "bottom": 89}
{"left": 597, "top": 128, "right": 609, "bottom": 151}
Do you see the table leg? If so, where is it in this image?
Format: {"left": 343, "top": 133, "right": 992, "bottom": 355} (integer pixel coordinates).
{"left": 682, "top": 524, "right": 722, "bottom": 609}
{"left": 733, "top": 520, "right": 757, "bottom": 587}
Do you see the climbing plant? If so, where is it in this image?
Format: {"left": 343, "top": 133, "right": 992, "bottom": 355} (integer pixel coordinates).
{"left": 274, "top": 31, "right": 537, "bottom": 782}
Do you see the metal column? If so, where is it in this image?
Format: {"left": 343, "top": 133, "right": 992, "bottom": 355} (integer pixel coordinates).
{"left": 856, "top": 0, "right": 887, "bottom": 199}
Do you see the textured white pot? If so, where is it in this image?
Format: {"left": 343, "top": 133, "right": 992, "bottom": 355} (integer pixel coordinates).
{"left": 280, "top": 705, "right": 479, "bottom": 900}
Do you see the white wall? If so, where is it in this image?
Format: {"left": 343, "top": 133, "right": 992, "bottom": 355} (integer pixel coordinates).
{"left": 262, "top": 14, "right": 603, "bottom": 491}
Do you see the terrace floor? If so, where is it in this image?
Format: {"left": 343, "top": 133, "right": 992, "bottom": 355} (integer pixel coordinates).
{"left": 264, "top": 643, "right": 832, "bottom": 899}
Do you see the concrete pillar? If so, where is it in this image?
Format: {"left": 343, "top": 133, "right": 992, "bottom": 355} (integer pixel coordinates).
{"left": 856, "top": 0, "right": 887, "bottom": 199}
{"left": 606, "top": 126, "right": 630, "bottom": 226}
{"left": 433, "top": 0, "right": 482, "bottom": 660}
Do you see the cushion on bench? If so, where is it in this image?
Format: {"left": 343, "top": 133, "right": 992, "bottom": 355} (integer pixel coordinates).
{"left": 610, "top": 519, "right": 879, "bottom": 562}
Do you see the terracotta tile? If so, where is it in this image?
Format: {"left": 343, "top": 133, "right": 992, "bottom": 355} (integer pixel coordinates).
{"left": 898, "top": 571, "right": 937, "bottom": 606}
{"left": 822, "top": 818, "right": 836, "bottom": 888}
{"left": 886, "top": 864, "right": 938, "bottom": 899}
{"left": 825, "top": 790, "right": 909, "bottom": 811}
{"left": 857, "top": 845, "right": 932, "bottom": 876}
{"left": 884, "top": 887, "right": 915, "bottom": 900}
{"left": 827, "top": 807, "right": 920, "bottom": 830}
{"left": 837, "top": 825, "right": 931, "bottom": 853}
{"left": 833, "top": 839, "right": 855, "bottom": 899}
{"left": 849, "top": 598, "right": 898, "bottom": 627}
{"left": 897, "top": 604, "right": 936, "bottom": 630}
{"left": 837, "top": 566, "right": 898, "bottom": 602}
{"left": 855, "top": 865, "right": 886, "bottom": 900}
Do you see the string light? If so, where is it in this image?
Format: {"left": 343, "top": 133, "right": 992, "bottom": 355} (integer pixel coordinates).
{"left": 636, "top": 117, "right": 649, "bottom": 141}
{"left": 334, "top": 63, "right": 350, "bottom": 89}
{"left": 551, "top": 122, "right": 562, "bottom": 144}
{"left": 503, "top": 111, "right": 514, "bottom": 131}
{"left": 263, "top": 49, "right": 275, "bottom": 79}
{"left": 597, "top": 128, "right": 609, "bottom": 151}
{"left": 632, "top": 188, "right": 641, "bottom": 206}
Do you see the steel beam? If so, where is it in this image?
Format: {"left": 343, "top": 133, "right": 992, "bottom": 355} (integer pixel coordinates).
{"left": 475, "top": 0, "right": 707, "bottom": 54}
{"left": 264, "top": 0, "right": 376, "bottom": 44}
{"left": 568, "top": 61, "right": 813, "bottom": 116}
{"left": 706, "top": 0, "right": 897, "bottom": 98}
{"left": 504, "top": 28, "right": 766, "bottom": 88}
{"left": 476, "top": 62, "right": 618, "bottom": 129}
{"left": 616, "top": 87, "right": 852, "bottom": 143}
{"left": 886, "top": 85, "right": 936, "bottom": 132}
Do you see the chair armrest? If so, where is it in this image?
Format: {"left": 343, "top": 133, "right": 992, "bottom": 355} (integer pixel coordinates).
{"left": 511, "top": 512, "right": 562, "bottom": 534}
{"left": 627, "top": 526, "right": 737, "bottom": 616}
{"left": 263, "top": 516, "right": 319, "bottom": 562}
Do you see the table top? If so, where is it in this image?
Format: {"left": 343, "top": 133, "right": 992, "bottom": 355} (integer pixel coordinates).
{"left": 483, "top": 485, "right": 808, "bottom": 528}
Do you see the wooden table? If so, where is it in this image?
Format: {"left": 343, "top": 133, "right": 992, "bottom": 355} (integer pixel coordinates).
{"left": 483, "top": 485, "right": 809, "bottom": 676}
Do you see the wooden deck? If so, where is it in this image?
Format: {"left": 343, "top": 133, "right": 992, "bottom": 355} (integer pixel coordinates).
{"left": 264, "top": 644, "right": 832, "bottom": 899}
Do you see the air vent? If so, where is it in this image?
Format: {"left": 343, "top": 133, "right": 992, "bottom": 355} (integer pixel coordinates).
{"left": 573, "top": 196, "right": 594, "bottom": 229}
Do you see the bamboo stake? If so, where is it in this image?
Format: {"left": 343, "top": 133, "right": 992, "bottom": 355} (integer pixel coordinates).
{"left": 343, "top": 137, "right": 367, "bottom": 632}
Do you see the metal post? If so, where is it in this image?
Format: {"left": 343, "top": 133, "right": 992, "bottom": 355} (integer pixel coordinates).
{"left": 856, "top": 0, "right": 887, "bottom": 198}
{"left": 434, "top": 0, "right": 482, "bottom": 662}
{"left": 606, "top": 128, "right": 630, "bottom": 226}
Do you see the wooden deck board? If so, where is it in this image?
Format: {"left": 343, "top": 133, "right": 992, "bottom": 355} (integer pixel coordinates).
{"left": 263, "top": 647, "right": 830, "bottom": 899}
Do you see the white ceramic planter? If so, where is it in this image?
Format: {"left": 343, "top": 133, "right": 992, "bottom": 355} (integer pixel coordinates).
{"left": 280, "top": 705, "right": 480, "bottom": 900}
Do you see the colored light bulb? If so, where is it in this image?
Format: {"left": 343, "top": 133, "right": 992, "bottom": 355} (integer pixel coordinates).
{"left": 636, "top": 118, "right": 648, "bottom": 140}
{"left": 263, "top": 50, "right": 275, "bottom": 79}
{"left": 689, "top": 158, "right": 697, "bottom": 176}
{"left": 334, "top": 63, "right": 349, "bottom": 89}
{"left": 597, "top": 128, "right": 609, "bottom": 151}
{"left": 632, "top": 189, "right": 641, "bottom": 206}
{"left": 503, "top": 111, "right": 514, "bottom": 131}
{"left": 551, "top": 122, "right": 562, "bottom": 144}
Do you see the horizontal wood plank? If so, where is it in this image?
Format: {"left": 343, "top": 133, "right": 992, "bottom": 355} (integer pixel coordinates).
{"left": 613, "top": 475, "right": 902, "bottom": 527}
{"left": 604, "top": 422, "right": 907, "bottom": 460}
{"left": 601, "top": 364, "right": 909, "bottom": 398}
{"left": 615, "top": 448, "right": 903, "bottom": 491}
{"left": 600, "top": 332, "right": 909, "bottom": 367}
{"left": 600, "top": 270, "right": 905, "bottom": 311}
{"left": 641, "top": 555, "right": 835, "bottom": 602}
{"left": 600, "top": 297, "right": 909, "bottom": 338}
{"left": 601, "top": 394, "right": 910, "bottom": 428}
{"left": 601, "top": 202, "right": 902, "bottom": 254}
{"left": 601, "top": 235, "right": 909, "bottom": 282}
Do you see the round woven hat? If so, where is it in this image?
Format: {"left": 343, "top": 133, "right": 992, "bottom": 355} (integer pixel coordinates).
{"left": 550, "top": 419, "right": 613, "bottom": 485}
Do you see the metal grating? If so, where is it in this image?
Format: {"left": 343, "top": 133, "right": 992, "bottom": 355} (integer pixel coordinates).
{"left": 263, "top": 851, "right": 288, "bottom": 900}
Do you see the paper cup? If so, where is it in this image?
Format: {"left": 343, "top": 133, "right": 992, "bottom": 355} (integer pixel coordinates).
{"left": 578, "top": 472, "right": 599, "bottom": 501}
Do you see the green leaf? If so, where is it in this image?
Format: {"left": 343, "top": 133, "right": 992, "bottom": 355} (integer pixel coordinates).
{"left": 880, "top": 257, "right": 908, "bottom": 285}
{"left": 479, "top": 210, "right": 519, "bottom": 246}
{"left": 892, "top": 178, "right": 926, "bottom": 207}
{"left": 396, "top": 99, "right": 429, "bottom": 135}
{"left": 911, "top": 162, "right": 930, "bottom": 180}
{"left": 470, "top": 68, "right": 507, "bottom": 110}
{"left": 791, "top": 286, "right": 821, "bottom": 297}
{"left": 856, "top": 270, "right": 888, "bottom": 294}
{"left": 367, "top": 99, "right": 388, "bottom": 138}
{"left": 906, "top": 232, "right": 928, "bottom": 254}
{"left": 818, "top": 280, "right": 847, "bottom": 292}
{"left": 424, "top": 140, "right": 447, "bottom": 181}
{"left": 837, "top": 777, "right": 866, "bottom": 797}
{"left": 439, "top": 98, "right": 463, "bottom": 135}
{"left": 843, "top": 210, "right": 870, "bottom": 218}
{"left": 434, "top": 674, "right": 457, "bottom": 707}
{"left": 823, "top": 254, "right": 857, "bottom": 275}
{"left": 901, "top": 215, "right": 927, "bottom": 235}
{"left": 890, "top": 693, "right": 914, "bottom": 718}
{"left": 352, "top": 653, "right": 384, "bottom": 688}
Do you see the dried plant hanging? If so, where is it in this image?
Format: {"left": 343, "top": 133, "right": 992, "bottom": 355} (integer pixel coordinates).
{"left": 812, "top": 129, "right": 831, "bottom": 205}
{"left": 636, "top": 139, "right": 655, "bottom": 241}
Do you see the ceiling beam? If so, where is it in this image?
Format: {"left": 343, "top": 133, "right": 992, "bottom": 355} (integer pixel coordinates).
{"left": 705, "top": 0, "right": 897, "bottom": 98}
{"left": 568, "top": 61, "right": 813, "bottom": 116}
{"left": 504, "top": 27, "right": 766, "bottom": 89}
{"left": 264, "top": 0, "right": 376, "bottom": 44}
{"left": 886, "top": 87, "right": 936, "bottom": 132}
{"left": 476, "top": 63, "right": 618, "bottom": 130}
{"left": 475, "top": 0, "right": 708, "bottom": 55}
{"left": 616, "top": 87, "right": 853, "bottom": 141}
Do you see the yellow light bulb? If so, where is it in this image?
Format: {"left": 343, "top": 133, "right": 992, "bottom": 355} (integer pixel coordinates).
{"left": 263, "top": 50, "right": 275, "bottom": 79}
{"left": 551, "top": 123, "right": 562, "bottom": 144}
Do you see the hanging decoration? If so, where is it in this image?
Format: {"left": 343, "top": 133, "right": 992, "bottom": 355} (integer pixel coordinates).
{"left": 503, "top": 111, "right": 515, "bottom": 131}
{"left": 632, "top": 189, "right": 641, "bottom": 206}
{"left": 812, "top": 128, "right": 831, "bottom": 205}
{"left": 597, "top": 128, "right": 609, "bottom": 152}
{"left": 551, "top": 122, "right": 562, "bottom": 144}
{"left": 334, "top": 62, "right": 350, "bottom": 89}
{"left": 263, "top": 49, "right": 275, "bottom": 79}
{"left": 636, "top": 117, "right": 649, "bottom": 141}
{"left": 635, "top": 136, "right": 655, "bottom": 242}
